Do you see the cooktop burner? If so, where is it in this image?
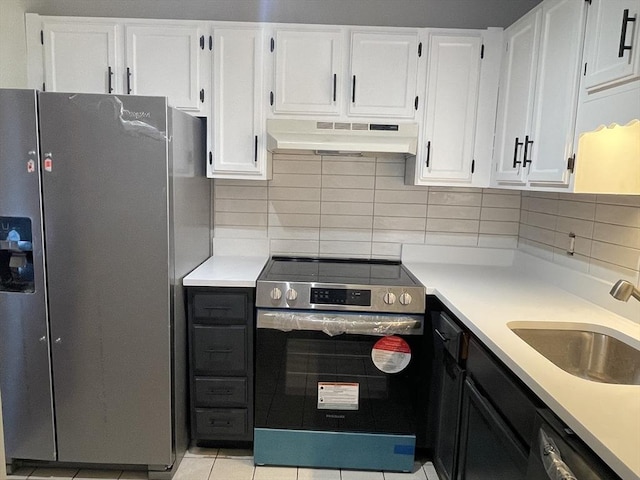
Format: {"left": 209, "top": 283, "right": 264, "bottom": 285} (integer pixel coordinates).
{"left": 256, "top": 256, "right": 425, "bottom": 314}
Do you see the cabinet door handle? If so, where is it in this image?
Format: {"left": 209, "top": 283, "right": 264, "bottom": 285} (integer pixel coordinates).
{"left": 126, "top": 67, "right": 132, "bottom": 94}
{"left": 332, "top": 73, "right": 337, "bottom": 102}
{"left": 435, "top": 328, "right": 449, "bottom": 343}
{"left": 107, "top": 66, "right": 114, "bottom": 93}
{"left": 512, "top": 137, "right": 523, "bottom": 168}
{"left": 523, "top": 135, "right": 534, "bottom": 167}
{"left": 254, "top": 135, "right": 258, "bottom": 164}
{"left": 425, "top": 140, "right": 431, "bottom": 167}
{"left": 618, "top": 9, "right": 637, "bottom": 58}
{"left": 352, "top": 75, "right": 356, "bottom": 103}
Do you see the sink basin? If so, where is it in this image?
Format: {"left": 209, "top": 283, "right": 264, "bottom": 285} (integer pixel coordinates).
{"left": 509, "top": 323, "right": 640, "bottom": 385}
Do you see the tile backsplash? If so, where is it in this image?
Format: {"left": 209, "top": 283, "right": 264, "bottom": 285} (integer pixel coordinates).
{"left": 213, "top": 153, "right": 521, "bottom": 259}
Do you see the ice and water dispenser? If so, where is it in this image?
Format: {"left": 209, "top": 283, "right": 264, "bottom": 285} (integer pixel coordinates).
{"left": 0, "top": 217, "right": 35, "bottom": 292}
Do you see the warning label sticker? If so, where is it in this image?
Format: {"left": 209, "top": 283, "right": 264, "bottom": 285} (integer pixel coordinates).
{"left": 318, "top": 382, "right": 359, "bottom": 410}
{"left": 371, "top": 336, "right": 412, "bottom": 374}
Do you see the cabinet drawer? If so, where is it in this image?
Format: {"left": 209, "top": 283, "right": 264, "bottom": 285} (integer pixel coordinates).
{"left": 192, "top": 292, "right": 248, "bottom": 323}
{"left": 193, "top": 325, "right": 247, "bottom": 375}
{"left": 195, "top": 408, "right": 249, "bottom": 438}
{"left": 467, "top": 339, "right": 538, "bottom": 447}
{"left": 195, "top": 377, "right": 247, "bottom": 407}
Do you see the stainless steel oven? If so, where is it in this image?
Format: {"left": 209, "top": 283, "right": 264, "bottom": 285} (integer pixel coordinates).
{"left": 254, "top": 257, "right": 430, "bottom": 473}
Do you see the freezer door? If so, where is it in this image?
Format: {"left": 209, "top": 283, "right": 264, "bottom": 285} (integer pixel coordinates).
{"left": 0, "top": 89, "right": 56, "bottom": 461}
{"left": 37, "top": 92, "right": 173, "bottom": 466}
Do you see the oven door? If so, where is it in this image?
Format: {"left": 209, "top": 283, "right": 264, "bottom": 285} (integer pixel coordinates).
{"left": 255, "top": 309, "right": 426, "bottom": 435}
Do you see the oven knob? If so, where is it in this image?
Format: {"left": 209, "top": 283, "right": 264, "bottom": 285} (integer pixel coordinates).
{"left": 383, "top": 292, "right": 397, "bottom": 305}
{"left": 399, "top": 292, "right": 412, "bottom": 306}
{"left": 270, "top": 287, "right": 282, "bottom": 301}
{"left": 286, "top": 288, "right": 298, "bottom": 302}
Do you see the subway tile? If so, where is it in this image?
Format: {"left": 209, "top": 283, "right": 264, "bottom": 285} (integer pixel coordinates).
{"left": 375, "top": 161, "right": 406, "bottom": 177}
{"left": 479, "top": 221, "right": 519, "bottom": 235}
{"left": 215, "top": 185, "right": 268, "bottom": 200}
{"left": 268, "top": 213, "right": 320, "bottom": 228}
{"left": 319, "top": 240, "right": 373, "bottom": 256}
{"left": 424, "top": 232, "right": 479, "bottom": 246}
{"left": 428, "top": 191, "right": 482, "bottom": 206}
{"left": 215, "top": 199, "right": 267, "bottom": 213}
{"left": 375, "top": 203, "right": 427, "bottom": 218}
{"left": 272, "top": 159, "right": 321, "bottom": 175}
{"left": 216, "top": 212, "right": 267, "bottom": 227}
{"left": 214, "top": 179, "right": 269, "bottom": 187}
{"left": 213, "top": 238, "right": 269, "bottom": 256}
{"left": 376, "top": 154, "right": 406, "bottom": 163}
{"left": 519, "top": 224, "right": 556, "bottom": 247}
{"left": 479, "top": 207, "right": 520, "bottom": 222}
{"left": 322, "top": 188, "right": 375, "bottom": 203}
{"left": 375, "top": 189, "right": 428, "bottom": 204}
{"left": 372, "top": 242, "right": 403, "bottom": 259}
{"left": 592, "top": 222, "right": 640, "bottom": 249}
{"left": 321, "top": 215, "right": 373, "bottom": 229}
{"left": 555, "top": 216, "right": 594, "bottom": 238}
{"left": 590, "top": 240, "right": 640, "bottom": 271}
{"left": 322, "top": 174, "right": 375, "bottom": 189}
{"left": 558, "top": 193, "right": 596, "bottom": 203}
{"left": 320, "top": 228, "right": 373, "bottom": 242}
{"left": 528, "top": 191, "right": 560, "bottom": 200}
{"left": 426, "top": 218, "right": 479, "bottom": 234}
{"left": 481, "top": 192, "right": 521, "bottom": 208}
{"left": 553, "top": 231, "right": 592, "bottom": 256}
{"left": 321, "top": 154, "right": 376, "bottom": 163}
{"left": 557, "top": 200, "right": 596, "bottom": 221}
{"left": 374, "top": 216, "right": 426, "bottom": 231}
{"left": 269, "top": 173, "right": 322, "bottom": 188}
{"left": 429, "top": 186, "right": 478, "bottom": 193}
{"left": 322, "top": 160, "right": 376, "bottom": 175}
{"left": 214, "top": 226, "right": 267, "bottom": 238}
{"left": 595, "top": 203, "right": 640, "bottom": 227}
{"left": 322, "top": 201, "right": 374, "bottom": 216}
{"left": 427, "top": 205, "right": 481, "bottom": 220}
{"left": 269, "top": 200, "right": 321, "bottom": 215}
{"left": 525, "top": 211, "right": 557, "bottom": 230}
{"left": 596, "top": 194, "right": 640, "bottom": 207}
{"left": 477, "top": 235, "right": 518, "bottom": 248}
{"left": 519, "top": 238, "right": 555, "bottom": 260}
{"left": 375, "top": 175, "right": 427, "bottom": 191}
{"left": 273, "top": 152, "right": 320, "bottom": 162}
{"left": 372, "top": 230, "right": 426, "bottom": 244}
{"left": 267, "top": 226, "right": 319, "bottom": 240}
{"left": 525, "top": 196, "right": 558, "bottom": 215}
{"left": 269, "top": 187, "right": 321, "bottom": 201}
{"left": 270, "top": 239, "right": 320, "bottom": 256}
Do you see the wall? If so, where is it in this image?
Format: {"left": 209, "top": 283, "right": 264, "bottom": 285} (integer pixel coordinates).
{"left": 520, "top": 191, "right": 640, "bottom": 284}
{"left": 213, "top": 153, "right": 521, "bottom": 258}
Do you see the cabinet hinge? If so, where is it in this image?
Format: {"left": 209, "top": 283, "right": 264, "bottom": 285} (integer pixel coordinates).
{"left": 200, "top": 35, "right": 205, "bottom": 50}
{"left": 200, "top": 89, "right": 205, "bottom": 103}
{"left": 567, "top": 154, "right": 576, "bottom": 173}
{"left": 40, "top": 30, "right": 44, "bottom": 45}
{"left": 480, "top": 44, "right": 485, "bottom": 59}
{"left": 270, "top": 37, "right": 275, "bottom": 52}
{"left": 418, "top": 42, "right": 422, "bottom": 57}
{"left": 414, "top": 96, "right": 419, "bottom": 110}
{"left": 270, "top": 91, "right": 274, "bottom": 106}
{"left": 209, "top": 36, "right": 213, "bottom": 50}
{"left": 471, "top": 159, "right": 475, "bottom": 174}
{"left": 583, "top": 63, "right": 587, "bottom": 76}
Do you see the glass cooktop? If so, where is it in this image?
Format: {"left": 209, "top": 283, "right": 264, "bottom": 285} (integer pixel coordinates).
{"left": 258, "top": 256, "right": 420, "bottom": 286}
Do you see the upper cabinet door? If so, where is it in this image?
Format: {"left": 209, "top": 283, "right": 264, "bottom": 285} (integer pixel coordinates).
{"left": 125, "top": 24, "right": 204, "bottom": 113}
{"left": 211, "top": 26, "right": 267, "bottom": 178}
{"left": 583, "top": 0, "right": 640, "bottom": 91}
{"left": 43, "top": 20, "right": 119, "bottom": 94}
{"left": 526, "top": 0, "right": 587, "bottom": 184}
{"left": 273, "top": 29, "right": 343, "bottom": 115}
{"left": 420, "top": 34, "right": 481, "bottom": 183}
{"left": 493, "top": 9, "right": 541, "bottom": 184}
{"left": 349, "top": 31, "right": 419, "bottom": 118}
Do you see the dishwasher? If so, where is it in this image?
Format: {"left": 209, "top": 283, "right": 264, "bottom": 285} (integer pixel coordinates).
{"left": 430, "top": 311, "right": 468, "bottom": 480}
{"left": 526, "top": 409, "right": 621, "bottom": 480}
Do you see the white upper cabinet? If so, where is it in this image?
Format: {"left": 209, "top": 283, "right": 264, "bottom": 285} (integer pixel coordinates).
{"left": 272, "top": 29, "right": 344, "bottom": 115}
{"left": 493, "top": 0, "right": 587, "bottom": 188}
{"left": 418, "top": 34, "right": 482, "bottom": 183}
{"left": 349, "top": 31, "right": 420, "bottom": 118}
{"left": 124, "top": 23, "right": 207, "bottom": 114}
{"left": 42, "top": 19, "right": 119, "bottom": 94}
{"left": 583, "top": 0, "right": 640, "bottom": 91}
{"left": 210, "top": 25, "right": 269, "bottom": 179}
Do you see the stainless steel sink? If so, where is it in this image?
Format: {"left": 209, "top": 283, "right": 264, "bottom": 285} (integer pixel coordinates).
{"left": 509, "top": 324, "right": 640, "bottom": 385}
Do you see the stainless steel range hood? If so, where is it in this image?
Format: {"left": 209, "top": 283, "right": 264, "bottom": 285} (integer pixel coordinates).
{"left": 266, "top": 119, "right": 418, "bottom": 155}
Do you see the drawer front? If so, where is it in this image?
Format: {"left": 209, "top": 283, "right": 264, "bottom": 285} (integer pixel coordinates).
{"left": 194, "top": 325, "right": 247, "bottom": 375}
{"left": 195, "top": 408, "right": 248, "bottom": 438}
{"left": 192, "top": 292, "right": 248, "bottom": 323}
{"left": 467, "top": 339, "right": 538, "bottom": 447}
{"left": 195, "top": 377, "right": 247, "bottom": 407}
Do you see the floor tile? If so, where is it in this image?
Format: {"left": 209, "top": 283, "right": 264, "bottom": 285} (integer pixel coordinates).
{"left": 341, "top": 471, "right": 385, "bottom": 480}
{"left": 297, "top": 468, "right": 341, "bottom": 480}
{"left": 422, "top": 462, "right": 439, "bottom": 480}
{"left": 74, "top": 470, "right": 122, "bottom": 479}
{"left": 28, "top": 468, "right": 78, "bottom": 480}
{"left": 7, "top": 466, "right": 35, "bottom": 479}
{"left": 208, "top": 457, "right": 254, "bottom": 480}
{"left": 118, "top": 472, "right": 148, "bottom": 479}
{"left": 172, "top": 457, "right": 214, "bottom": 480}
{"left": 384, "top": 465, "right": 428, "bottom": 480}
{"left": 184, "top": 446, "right": 218, "bottom": 458}
{"left": 253, "top": 465, "right": 297, "bottom": 480}
{"left": 215, "top": 448, "right": 253, "bottom": 459}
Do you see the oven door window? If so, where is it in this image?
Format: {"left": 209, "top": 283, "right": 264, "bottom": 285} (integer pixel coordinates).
{"left": 255, "top": 327, "right": 426, "bottom": 435}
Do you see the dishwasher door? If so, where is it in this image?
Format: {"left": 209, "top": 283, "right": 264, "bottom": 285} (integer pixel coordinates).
{"left": 525, "top": 409, "right": 621, "bottom": 480}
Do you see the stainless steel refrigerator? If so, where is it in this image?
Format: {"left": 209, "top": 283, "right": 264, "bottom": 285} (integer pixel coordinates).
{"left": 0, "top": 89, "right": 211, "bottom": 476}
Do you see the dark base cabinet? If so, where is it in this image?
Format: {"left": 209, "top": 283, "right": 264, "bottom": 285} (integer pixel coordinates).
{"left": 187, "top": 287, "right": 254, "bottom": 445}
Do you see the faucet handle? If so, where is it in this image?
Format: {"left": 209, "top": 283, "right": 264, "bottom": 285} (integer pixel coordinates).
{"left": 610, "top": 279, "right": 640, "bottom": 302}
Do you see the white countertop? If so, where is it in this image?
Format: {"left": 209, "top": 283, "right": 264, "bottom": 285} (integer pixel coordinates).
{"left": 404, "top": 258, "right": 640, "bottom": 480}
{"left": 183, "top": 256, "right": 267, "bottom": 287}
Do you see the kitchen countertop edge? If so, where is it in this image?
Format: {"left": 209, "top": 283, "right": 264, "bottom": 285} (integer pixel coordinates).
{"left": 182, "top": 256, "right": 268, "bottom": 288}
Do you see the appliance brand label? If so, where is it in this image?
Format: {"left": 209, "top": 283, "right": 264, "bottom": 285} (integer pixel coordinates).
{"left": 123, "top": 109, "right": 151, "bottom": 120}
{"left": 371, "top": 336, "right": 411, "bottom": 374}
{"left": 43, "top": 156, "right": 52, "bottom": 172}
{"left": 317, "top": 382, "right": 359, "bottom": 411}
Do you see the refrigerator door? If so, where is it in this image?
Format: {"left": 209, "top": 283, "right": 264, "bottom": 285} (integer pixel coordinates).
{"left": 0, "top": 89, "right": 56, "bottom": 461}
{"left": 37, "top": 92, "right": 173, "bottom": 466}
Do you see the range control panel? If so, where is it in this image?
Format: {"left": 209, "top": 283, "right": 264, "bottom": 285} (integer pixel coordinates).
{"left": 311, "top": 288, "right": 371, "bottom": 306}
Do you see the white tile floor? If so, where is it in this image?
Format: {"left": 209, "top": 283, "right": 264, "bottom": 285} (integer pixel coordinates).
{"left": 7, "top": 447, "right": 440, "bottom": 480}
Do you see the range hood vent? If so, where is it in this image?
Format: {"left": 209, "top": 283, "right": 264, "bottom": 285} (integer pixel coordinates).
{"left": 266, "top": 119, "right": 418, "bottom": 155}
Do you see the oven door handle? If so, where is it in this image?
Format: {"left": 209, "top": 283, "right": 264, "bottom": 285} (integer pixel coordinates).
{"left": 257, "top": 310, "right": 423, "bottom": 336}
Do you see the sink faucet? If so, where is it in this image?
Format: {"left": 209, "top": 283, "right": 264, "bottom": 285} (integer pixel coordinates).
{"left": 610, "top": 279, "right": 640, "bottom": 302}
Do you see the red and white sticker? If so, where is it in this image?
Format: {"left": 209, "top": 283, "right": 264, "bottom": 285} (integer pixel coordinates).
{"left": 318, "top": 382, "right": 359, "bottom": 410}
{"left": 371, "top": 336, "right": 411, "bottom": 374}
{"left": 27, "top": 160, "right": 35, "bottom": 173}
{"left": 44, "top": 156, "right": 53, "bottom": 172}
